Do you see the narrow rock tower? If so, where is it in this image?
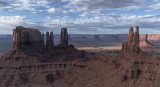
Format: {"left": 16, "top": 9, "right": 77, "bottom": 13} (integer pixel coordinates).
{"left": 60, "top": 28, "right": 68, "bottom": 45}
{"left": 41, "top": 33, "right": 44, "bottom": 47}
{"left": 46, "top": 32, "right": 50, "bottom": 48}
{"left": 46, "top": 31, "right": 54, "bottom": 48}
{"left": 145, "top": 34, "right": 148, "bottom": 42}
{"left": 50, "top": 31, "right": 54, "bottom": 47}
{"left": 122, "top": 26, "right": 140, "bottom": 54}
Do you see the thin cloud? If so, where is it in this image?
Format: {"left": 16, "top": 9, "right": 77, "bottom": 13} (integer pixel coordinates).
{"left": 0, "top": 1, "right": 14, "bottom": 10}
{"left": 1, "top": 14, "right": 160, "bottom": 34}
{"left": 66, "top": 0, "right": 145, "bottom": 11}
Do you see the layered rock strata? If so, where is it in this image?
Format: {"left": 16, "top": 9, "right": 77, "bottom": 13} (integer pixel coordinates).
{"left": 140, "top": 34, "right": 157, "bottom": 48}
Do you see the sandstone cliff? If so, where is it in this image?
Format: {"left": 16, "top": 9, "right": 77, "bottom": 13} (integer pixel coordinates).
{"left": 13, "top": 26, "right": 44, "bottom": 50}
{"left": 60, "top": 28, "right": 68, "bottom": 45}
{"left": 140, "top": 34, "right": 157, "bottom": 48}
{"left": 140, "top": 34, "right": 160, "bottom": 47}
{"left": 5, "top": 26, "right": 87, "bottom": 62}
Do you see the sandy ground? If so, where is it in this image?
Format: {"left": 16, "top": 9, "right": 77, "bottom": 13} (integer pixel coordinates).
{"left": 77, "top": 46, "right": 160, "bottom": 59}
{"left": 77, "top": 46, "right": 122, "bottom": 50}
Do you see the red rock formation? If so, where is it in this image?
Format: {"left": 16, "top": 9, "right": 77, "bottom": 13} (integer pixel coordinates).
{"left": 60, "top": 28, "right": 68, "bottom": 45}
{"left": 41, "top": 33, "right": 44, "bottom": 47}
{"left": 13, "top": 26, "right": 44, "bottom": 50}
{"left": 140, "top": 34, "right": 157, "bottom": 48}
{"left": 46, "top": 31, "right": 50, "bottom": 48}
{"left": 2, "top": 26, "right": 160, "bottom": 87}
{"left": 11, "top": 26, "right": 85, "bottom": 62}
{"left": 122, "top": 26, "right": 140, "bottom": 54}
{"left": 50, "top": 31, "right": 54, "bottom": 46}
{"left": 0, "top": 26, "right": 89, "bottom": 87}
{"left": 46, "top": 31, "right": 54, "bottom": 48}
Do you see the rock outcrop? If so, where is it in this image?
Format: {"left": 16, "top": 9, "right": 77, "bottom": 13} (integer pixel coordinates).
{"left": 13, "top": 26, "right": 44, "bottom": 50}
{"left": 6, "top": 26, "right": 86, "bottom": 62}
{"left": 1, "top": 26, "right": 160, "bottom": 87}
{"left": 60, "top": 28, "right": 68, "bottom": 45}
{"left": 140, "top": 34, "right": 156, "bottom": 48}
{"left": 13, "top": 27, "right": 70, "bottom": 50}
{"left": 41, "top": 33, "right": 45, "bottom": 48}
{"left": 140, "top": 34, "right": 160, "bottom": 43}
{"left": 0, "top": 26, "right": 89, "bottom": 87}
{"left": 122, "top": 26, "right": 140, "bottom": 54}
{"left": 46, "top": 31, "right": 54, "bottom": 48}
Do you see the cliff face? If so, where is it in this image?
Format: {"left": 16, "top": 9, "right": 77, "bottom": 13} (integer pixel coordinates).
{"left": 140, "top": 34, "right": 160, "bottom": 47}
{"left": 139, "top": 34, "right": 156, "bottom": 48}
{"left": 140, "top": 34, "right": 160, "bottom": 42}
{"left": 13, "top": 26, "right": 44, "bottom": 50}
{"left": 60, "top": 28, "right": 68, "bottom": 45}
{"left": 5, "top": 26, "right": 87, "bottom": 62}
{"left": 46, "top": 31, "right": 54, "bottom": 48}
{"left": 0, "top": 27, "right": 88, "bottom": 87}
{"left": 13, "top": 26, "right": 56, "bottom": 51}
{"left": 122, "top": 26, "right": 140, "bottom": 54}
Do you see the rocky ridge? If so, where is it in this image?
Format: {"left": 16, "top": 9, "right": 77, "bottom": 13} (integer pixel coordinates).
{"left": 63, "top": 26, "right": 160, "bottom": 87}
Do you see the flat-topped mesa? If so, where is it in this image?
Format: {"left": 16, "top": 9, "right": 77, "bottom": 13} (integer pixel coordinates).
{"left": 46, "top": 31, "right": 54, "bottom": 48}
{"left": 60, "top": 28, "right": 68, "bottom": 45}
{"left": 13, "top": 26, "right": 44, "bottom": 50}
{"left": 122, "top": 26, "right": 140, "bottom": 54}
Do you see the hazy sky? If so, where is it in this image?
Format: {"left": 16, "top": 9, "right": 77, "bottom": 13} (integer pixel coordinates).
{"left": 0, "top": 0, "right": 160, "bottom": 34}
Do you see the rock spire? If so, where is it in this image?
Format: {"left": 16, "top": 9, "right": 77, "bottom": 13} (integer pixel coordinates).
{"left": 60, "top": 28, "right": 68, "bottom": 45}
{"left": 46, "top": 31, "right": 54, "bottom": 48}
{"left": 122, "top": 26, "right": 140, "bottom": 54}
